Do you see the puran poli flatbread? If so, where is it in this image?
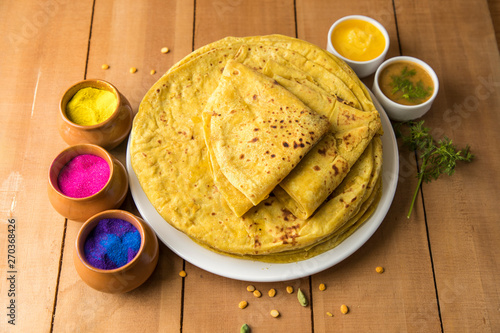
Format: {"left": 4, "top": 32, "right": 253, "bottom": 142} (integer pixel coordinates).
{"left": 130, "top": 35, "right": 383, "bottom": 260}
{"left": 261, "top": 63, "right": 381, "bottom": 218}
{"left": 170, "top": 34, "right": 376, "bottom": 113}
{"left": 203, "top": 60, "right": 330, "bottom": 215}
{"left": 196, "top": 136, "right": 383, "bottom": 263}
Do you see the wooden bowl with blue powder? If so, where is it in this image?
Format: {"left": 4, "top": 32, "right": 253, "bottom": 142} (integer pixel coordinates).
{"left": 74, "top": 209, "right": 159, "bottom": 293}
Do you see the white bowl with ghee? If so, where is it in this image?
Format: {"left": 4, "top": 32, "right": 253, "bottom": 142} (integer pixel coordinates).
{"left": 327, "top": 15, "right": 389, "bottom": 78}
{"left": 372, "top": 56, "right": 439, "bottom": 122}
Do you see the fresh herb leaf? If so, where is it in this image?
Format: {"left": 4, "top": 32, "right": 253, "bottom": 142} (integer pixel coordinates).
{"left": 395, "top": 121, "right": 474, "bottom": 218}
{"left": 391, "top": 66, "right": 432, "bottom": 102}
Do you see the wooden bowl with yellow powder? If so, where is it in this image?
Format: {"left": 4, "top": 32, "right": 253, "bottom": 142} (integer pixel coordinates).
{"left": 59, "top": 79, "right": 133, "bottom": 150}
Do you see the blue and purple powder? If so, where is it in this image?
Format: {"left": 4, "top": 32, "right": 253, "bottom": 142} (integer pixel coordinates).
{"left": 84, "top": 218, "right": 141, "bottom": 270}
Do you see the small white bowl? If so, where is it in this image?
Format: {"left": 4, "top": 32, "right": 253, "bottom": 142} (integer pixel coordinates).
{"left": 327, "top": 15, "right": 390, "bottom": 78}
{"left": 372, "top": 56, "right": 439, "bottom": 122}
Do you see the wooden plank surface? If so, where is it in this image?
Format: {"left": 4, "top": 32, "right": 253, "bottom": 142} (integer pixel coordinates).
{"left": 1, "top": 0, "right": 499, "bottom": 332}
{"left": 179, "top": 1, "right": 311, "bottom": 332}
{"left": 395, "top": 0, "right": 500, "bottom": 331}
{"left": 0, "top": 1, "right": 93, "bottom": 331}
{"left": 51, "top": 0, "right": 193, "bottom": 332}
{"left": 296, "top": 1, "right": 441, "bottom": 331}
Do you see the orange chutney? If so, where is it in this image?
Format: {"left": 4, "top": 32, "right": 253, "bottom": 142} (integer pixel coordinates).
{"left": 331, "top": 19, "right": 386, "bottom": 62}
{"left": 379, "top": 61, "right": 434, "bottom": 106}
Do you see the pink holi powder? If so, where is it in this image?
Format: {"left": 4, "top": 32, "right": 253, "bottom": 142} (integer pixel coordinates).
{"left": 57, "top": 154, "right": 110, "bottom": 198}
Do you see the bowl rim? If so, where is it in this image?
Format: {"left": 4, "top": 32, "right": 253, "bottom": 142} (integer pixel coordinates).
{"left": 48, "top": 143, "right": 115, "bottom": 201}
{"left": 59, "top": 79, "right": 123, "bottom": 129}
{"left": 373, "top": 55, "right": 440, "bottom": 110}
{"left": 75, "top": 209, "right": 147, "bottom": 274}
{"left": 327, "top": 14, "right": 390, "bottom": 65}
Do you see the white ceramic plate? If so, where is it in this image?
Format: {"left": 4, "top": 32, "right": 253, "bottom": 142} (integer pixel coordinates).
{"left": 126, "top": 91, "right": 399, "bottom": 282}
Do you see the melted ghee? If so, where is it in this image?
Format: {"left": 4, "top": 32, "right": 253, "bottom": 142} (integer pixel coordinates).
{"left": 331, "top": 19, "right": 386, "bottom": 62}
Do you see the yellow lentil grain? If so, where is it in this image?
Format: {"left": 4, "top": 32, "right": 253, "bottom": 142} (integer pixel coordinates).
{"left": 238, "top": 301, "right": 248, "bottom": 309}
{"left": 130, "top": 67, "right": 137, "bottom": 74}
{"left": 319, "top": 283, "right": 326, "bottom": 291}
{"left": 326, "top": 312, "right": 333, "bottom": 317}
{"left": 270, "top": 309, "right": 280, "bottom": 318}
{"left": 376, "top": 266, "right": 385, "bottom": 274}
{"left": 268, "top": 288, "right": 276, "bottom": 297}
{"left": 179, "top": 270, "right": 187, "bottom": 277}
{"left": 101, "top": 64, "right": 109, "bottom": 70}
{"left": 150, "top": 69, "right": 156, "bottom": 75}
{"left": 253, "top": 290, "right": 262, "bottom": 298}
{"left": 286, "top": 286, "right": 294, "bottom": 294}
{"left": 340, "top": 304, "right": 349, "bottom": 314}
{"left": 161, "top": 47, "right": 170, "bottom": 54}
{"left": 246, "top": 285, "right": 255, "bottom": 292}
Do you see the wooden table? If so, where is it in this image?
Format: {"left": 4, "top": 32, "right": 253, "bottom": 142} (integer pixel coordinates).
{"left": 1, "top": 0, "right": 499, "bottom": 332}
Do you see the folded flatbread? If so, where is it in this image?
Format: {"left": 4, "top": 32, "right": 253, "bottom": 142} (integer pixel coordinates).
{"left": 270, "top": 73, "right": 381, "bottom": 218}
{"left": 203, "top": 60, "right": 330, "bottom": 216}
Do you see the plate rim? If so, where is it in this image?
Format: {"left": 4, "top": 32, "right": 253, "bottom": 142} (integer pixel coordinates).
{"left": 126, "top": 89, "right": 399, "bottom": 282}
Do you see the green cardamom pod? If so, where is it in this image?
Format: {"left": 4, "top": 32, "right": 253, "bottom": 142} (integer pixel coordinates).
{"left": 297, "top": 288, "right": 308, "bottom": 307}
{"left": 240, "top": 323, "right": 250, "bottom": 333}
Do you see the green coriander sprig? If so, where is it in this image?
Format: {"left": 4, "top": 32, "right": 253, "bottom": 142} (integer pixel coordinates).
{"left": 395, "top": 121, "right": 474, "bottom": 218}
{"left": 391, "top": 67, "right": 432, "bottom": 102}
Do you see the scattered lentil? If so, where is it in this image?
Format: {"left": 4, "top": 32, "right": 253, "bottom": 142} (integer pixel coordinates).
{"left": 130, "top": 67, "right": 137, "bottom": 73}
{"left": 246, "top": 285, "right": 255, "bottom": 292}
{"left": 376, "top": 266, "right": 385, "bottom": 274}
{"left": 101, "top": 64, "right": 109, "bottom": 70}
{"left": 340, "top": 304, "right": 349, "bottom": 314}
{"left": 57, "top": 154, "right": 110, "bottom": 198}
{"left": 150, "top": 69, "right": 156, "bottom": 75}
{"left": 270, "top": 309, "right": 280, "bottom": 318}
{"left": 286, "top": 286, "right": 294, "bottom": 294}
{"left": 179, "top": 270, "right": 187, "bottom": 277}
{"left": 326, "top": 312, "right": 333, "bottom": 317}
{"left": 253, "top": 290, "right": 262, "bottom": 298}
{"left": 238, "top": 301, "right": 248, "bottom": 309}
{"left": 268, "top": 288, "right": 276, "bottom": 297}
{"left": 319, "top": 283, "right": 326, "bottom": 291}
{"left": 84, "top": 218, "right": 141, "bottom": 270}
{"left": 161, "top": 47, "right": 170, "bottom": 54}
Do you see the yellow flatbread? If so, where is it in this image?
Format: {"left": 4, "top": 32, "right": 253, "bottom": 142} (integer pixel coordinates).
{"left": 203, "top": 60, "right": 330, "bottom": 216}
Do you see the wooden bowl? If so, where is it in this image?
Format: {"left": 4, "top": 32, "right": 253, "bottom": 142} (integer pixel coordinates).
{"left": 47, "top": 144, "right": 128, "bottom": 222}
{"left": 74, "top": 210, "right": 159, "bottom": 293}
{"left": 59, "top": 79, "right": 133, "bottom": 150}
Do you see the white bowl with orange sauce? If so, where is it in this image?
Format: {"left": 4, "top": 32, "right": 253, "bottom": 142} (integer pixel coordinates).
{"left": 372, "top": 56, "right": 439, "bottom": 121}
{"left": 327, "top": 15, "right": 390, "bottom": 78}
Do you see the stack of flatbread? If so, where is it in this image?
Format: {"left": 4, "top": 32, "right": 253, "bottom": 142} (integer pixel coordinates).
{"left": 130, "top": 35, "right": 383, "bottom": 262}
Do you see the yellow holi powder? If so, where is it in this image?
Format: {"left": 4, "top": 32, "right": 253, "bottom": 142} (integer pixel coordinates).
{"left": 331, "top": 19, "right": 385, "bottom": 62}
{"left": 66, "top": 87, "right": 117, "bottom": 126}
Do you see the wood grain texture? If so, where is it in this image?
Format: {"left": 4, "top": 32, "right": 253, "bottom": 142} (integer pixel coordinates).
{"left": 395, "top": 0, "right": 500, "bottom": 331}
{"left": 1, "top": 0, "right": 500, "bottom": 331}
{"left": 0, "top": 1, "right": 93, "bottom": 331}
{"left": 194, "top": 0, "right": 296, "bottom": 49}
{"left": 51, "top": 0, "right": 193, "bottom": 331}
{"left": 183, "top": 263, "right": 312, "bottom": 332}
{"left": 489, "top": 0, "right": 500, "bottom": 50}
{"left": 178, "top": 1, "right": 309, "bottom": 332}
{"left": 86, "top": 0, "right": 195, "bottom": 111}
{"left": 296, "top": 1, "right": 441, "bottom": 331}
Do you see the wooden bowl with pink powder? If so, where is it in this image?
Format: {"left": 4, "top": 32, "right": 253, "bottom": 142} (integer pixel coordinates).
{"left": 47, "top": 144, "right": 128, "bottom": 222}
